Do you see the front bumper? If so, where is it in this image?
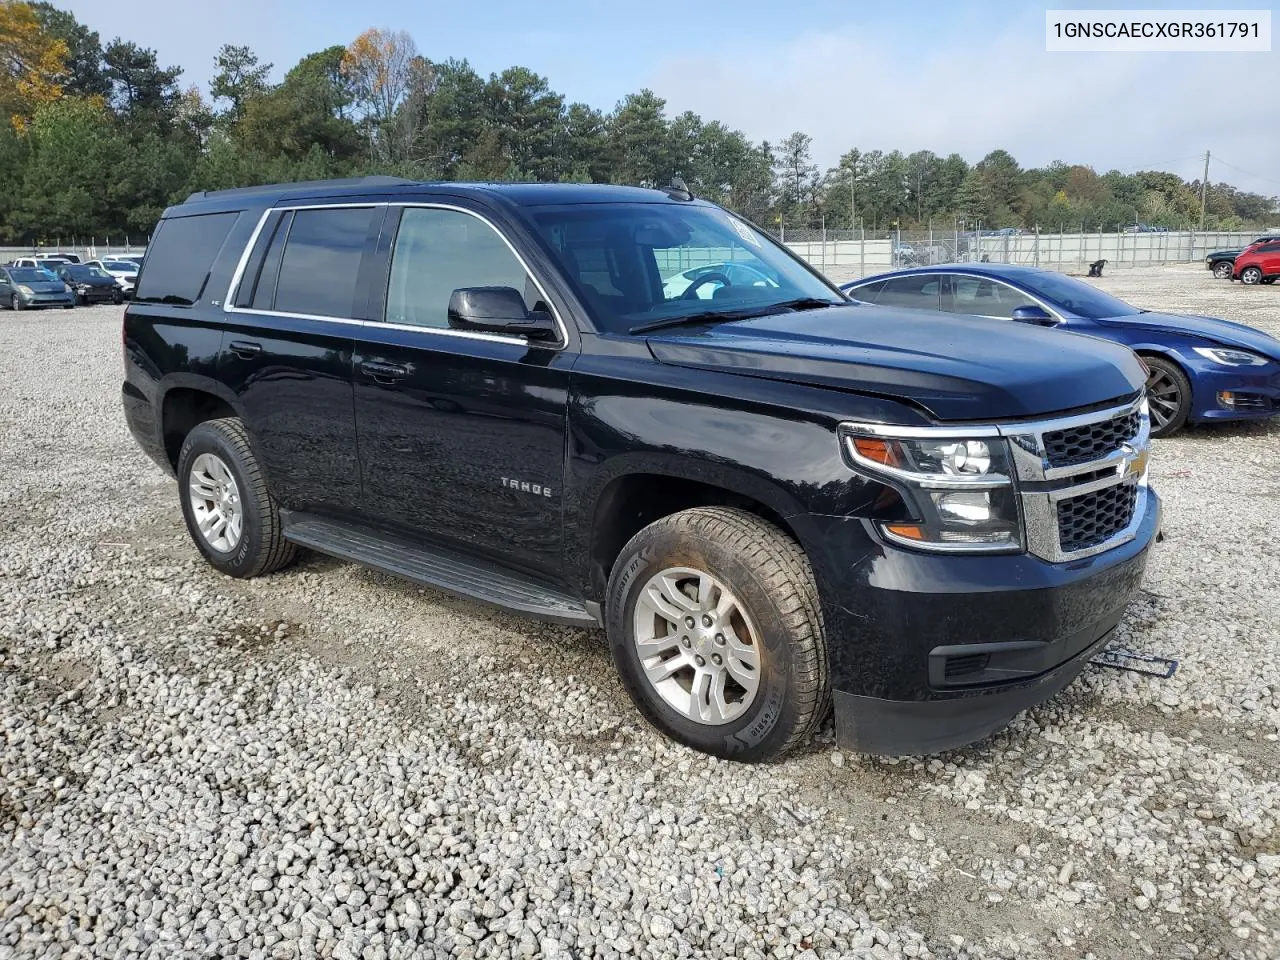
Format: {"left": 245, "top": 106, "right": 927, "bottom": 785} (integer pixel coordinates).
{"left": 1185, "top": 355, "right": 1280, "bottom": 422}
{"left": 21, "top": 293, "right": 75, "bottom": 308}
{"left": 808, "top": 489, "right": 1161, "bottom": 755}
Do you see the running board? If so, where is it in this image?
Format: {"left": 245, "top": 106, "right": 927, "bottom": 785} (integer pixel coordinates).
{"left": 282, "top": 513, "right": 600, "bottom": 627}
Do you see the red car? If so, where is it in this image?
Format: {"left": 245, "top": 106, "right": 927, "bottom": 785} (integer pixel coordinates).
{"left": 1234, "top": 239, "right": 1280, "bottom": 285}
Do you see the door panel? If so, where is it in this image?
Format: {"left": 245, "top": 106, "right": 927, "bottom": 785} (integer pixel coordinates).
{"left": 352, "top": 204, "right": 573, "bottom": 580}
{"left": 216, "top": 205, "right": 382, "bottom": 513}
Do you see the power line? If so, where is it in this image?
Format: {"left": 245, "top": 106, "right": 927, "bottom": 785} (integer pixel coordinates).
{"left": 1209, "top": 156, "right": 1280, "bottom": 189}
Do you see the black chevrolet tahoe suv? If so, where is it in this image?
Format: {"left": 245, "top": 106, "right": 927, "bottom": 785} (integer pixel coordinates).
{"left": 122, "top": 176, "right": 1161, "bottom": 761}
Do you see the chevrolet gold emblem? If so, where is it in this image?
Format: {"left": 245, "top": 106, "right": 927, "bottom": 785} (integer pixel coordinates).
{"left": 1123, "top": 447, "right": 1150, "bottom": 478}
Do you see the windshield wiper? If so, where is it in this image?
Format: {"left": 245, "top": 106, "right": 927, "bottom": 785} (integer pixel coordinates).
{"left": 628, "top": 298, "right": 841, "bottom": 336}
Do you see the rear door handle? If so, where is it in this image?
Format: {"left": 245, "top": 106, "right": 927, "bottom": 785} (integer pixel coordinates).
{"left": 360, "top": 359, "right": 409, "bottom": 384}
{"left": 229, "top": 340, "right": 262, "bottom": 358}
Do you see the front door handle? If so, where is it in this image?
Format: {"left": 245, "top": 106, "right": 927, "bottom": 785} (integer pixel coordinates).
{"left": 360, "top": 359, "right": 409, "bottom": 384}
{"left": 229, "top": 340, "right": 262, "bottom": 358}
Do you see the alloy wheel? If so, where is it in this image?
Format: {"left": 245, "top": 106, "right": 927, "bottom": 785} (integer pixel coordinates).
{"left": 1212, "top": 261, "right": 1233, "bottom": 279}
{"left": 1241, "top": 267, "right": 1262, "bottom": 285}
{"left": 187, "top": 452, "right": 243, "bottom": 552}
{"left": 632, "top": 566, "right": 761, "bottom": 725}
{"left": 1146, "top": 370, "right": 1182, "bottom": 432}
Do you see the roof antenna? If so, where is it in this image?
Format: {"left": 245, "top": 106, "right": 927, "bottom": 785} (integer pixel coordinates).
{"left": 663, "top": 177, "right": 694, "bottom": 201}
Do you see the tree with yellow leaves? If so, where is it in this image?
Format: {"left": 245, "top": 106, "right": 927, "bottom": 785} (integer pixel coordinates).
{"left": 0, "top": 0, "right": 67, "bottom": 130}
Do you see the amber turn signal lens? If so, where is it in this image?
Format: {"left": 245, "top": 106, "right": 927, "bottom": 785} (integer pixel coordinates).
{"left": 883, "top": 523, "right": 927, "bottom": 541}
{"left": 852, "top": 437, "right": 900, "bottom": 467}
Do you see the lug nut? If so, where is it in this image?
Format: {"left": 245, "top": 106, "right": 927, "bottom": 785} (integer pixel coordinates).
{"left": 701, "top": 615, "right": 713, "bottom": 627}
{"left": 680, "top": 636, "right": 691, "bottom": 647}
{"left": 695, "top": 655, "right": 706, "bottom": 667}
{"left": 714, "top": 633, "right": 725, "bottom": 645}
{"left": 711, "top": 654, "right": 723, "bottom": 666}
{"left": 685, "top": 616, "right": 695, "bottom": 628}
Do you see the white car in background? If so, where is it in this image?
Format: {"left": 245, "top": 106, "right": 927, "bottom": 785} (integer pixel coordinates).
{"left": 661, "top": 261, "right": 780, "bottom": 300}
{"left": 86, "top": 259, "right": 139, "bottom": 298}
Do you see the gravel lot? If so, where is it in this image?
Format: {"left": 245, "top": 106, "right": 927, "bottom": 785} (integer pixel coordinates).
{"left": 2, "top": 264, "right": 1278, "bottom": 960}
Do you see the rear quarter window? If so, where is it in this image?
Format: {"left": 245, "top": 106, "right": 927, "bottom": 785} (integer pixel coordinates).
{"left": 135, "top": 211, "right": 241, "bottom": 306}
{"left": 847, "top": 280, "right": 885, "bottom": 303}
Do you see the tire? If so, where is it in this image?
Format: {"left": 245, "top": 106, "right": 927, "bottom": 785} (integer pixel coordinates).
{"left": 177, "top": 417, "right": 298, "bottom": 578}
{"left": 12, "top": 294, "right": 23, "bottom": 311}
{"left": 76, "top": 293, "right": 87, "bottom": 305}
{"left": 1142, "top": 355, "right": 1192, "bottom": 438}
{"left": 111, "top": 290, "right": 122, "bottom": 304}
{"left": 1240, "top": 266, "right": 1263, "bottom": 285}
{"left": 1264, "top": 278, "right": 1276, "bottom": 285}
{"left": 605, "top": 506, "right": 828, "bottom": 762}
{"left": 1212, "top": 260, "right": 1234, "bottom": 279}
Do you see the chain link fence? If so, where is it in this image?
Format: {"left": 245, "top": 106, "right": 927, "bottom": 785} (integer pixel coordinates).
{"left": 768, "top": 227, "right": 1266, "bottom": 284}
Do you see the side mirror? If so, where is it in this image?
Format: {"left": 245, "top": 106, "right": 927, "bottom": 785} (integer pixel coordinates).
{"left": 1011, "top": 304, "right": 1057, "bottom": 326}
{"left": 447, "top": 286, "right": 558, "bottom": 341}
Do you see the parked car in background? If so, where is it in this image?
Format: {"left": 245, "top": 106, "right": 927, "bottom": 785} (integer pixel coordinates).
{"left": 0, "top": 265, "right": 75, "bottom": 310}
{"left": 86, "top": 258, "right": 139, "bottom": 297}
{"left": 1205, "top": 235, "right": 1280, "bottom": 279}
{"left": 660, "top": 261, "right": 779, "bottom": 300}
{"left": 14, "top": 256, "right": 71, "bottom": 272}
{"left": 1233, "top": 239, "right": 1280, "bottom": 285}
{"left": 59, "top": 254, "right": 81, "bottom": 263}
{"left": 58, "top": 263, "right": 123, "bottom": 304}
{"left": 841, "top": 263, "right": 1280, "bottom": 437}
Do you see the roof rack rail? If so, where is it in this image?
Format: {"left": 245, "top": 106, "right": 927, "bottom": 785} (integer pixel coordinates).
{"left": 184, "top": 176, "right": 417, "bottom": 203}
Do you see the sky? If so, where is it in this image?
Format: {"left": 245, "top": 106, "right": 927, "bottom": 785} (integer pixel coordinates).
{"left": 60, "top": 0, "right": 1280, "bottom": 196}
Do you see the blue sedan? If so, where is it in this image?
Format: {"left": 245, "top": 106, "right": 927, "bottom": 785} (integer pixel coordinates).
{"left": 840, "top": 264, "right": 1280, "bottom": 437}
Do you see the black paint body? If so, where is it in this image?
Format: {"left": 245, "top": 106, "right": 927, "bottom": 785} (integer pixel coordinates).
{"left": 122, "top": 180, "right": 1159, "bottom": 754}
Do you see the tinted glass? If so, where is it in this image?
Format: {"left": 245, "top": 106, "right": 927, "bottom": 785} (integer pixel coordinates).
{"left": 944, "top": 276, "right": 1037, "bottom": 318}
{"left": 237, "top": 212, "right": 292, "bottom": 309}
{"left": 1256, "top": 242, "right": 1280, "bottom": 253}
{"left": 531, "top": 203, "right": 840, "bottom": 334}
{"left": 385, "top": 207, "right": 535, "bottom": 329}
{"left": 6, "top": 269, "right": 49, "bottom": 283}
{"left": 134, "top": 211, "right": 240, "bottom": 306}
{"left": 273, "top": 207, "right": 375, "bottom": 318}
{"left": 847, "top": 280, "right": 885, "bottom": 303}
{"left": 877, "top": 275, "right": 941, "bottom": 310}
{"left": 1014, "top": 271, "right": 1139, "bottom": 319}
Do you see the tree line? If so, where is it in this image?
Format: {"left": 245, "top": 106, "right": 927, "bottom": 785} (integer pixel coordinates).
{"left": 0, "top": 2, "right": 1274, "bottom": 245}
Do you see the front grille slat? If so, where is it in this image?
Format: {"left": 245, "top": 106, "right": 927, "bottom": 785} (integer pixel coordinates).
{"left": 1056, "top": 481, "right": 1139, "bottom": 554}
{"left": 1041, "top": 411, "right": 1139, "bottom": 468}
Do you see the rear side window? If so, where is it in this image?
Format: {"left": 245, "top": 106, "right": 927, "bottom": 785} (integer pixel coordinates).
{"left": 877, "top": 275, "right": 941, "bottom": 311}
{"left": 847, "top": 280, "right": 885, "bottom": 303}
{"left": 135, "top": 211, "right": 240, "bottom": 305}
{"left": 273, "top": 207, "right": 376, "bottom": 318}
{"left": 1255, "top": 242, "right": 1280, "bottom": 253}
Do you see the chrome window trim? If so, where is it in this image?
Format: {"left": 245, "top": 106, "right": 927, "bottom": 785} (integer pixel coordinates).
{"left": 846, "top": 271, "right": 1065, "bottom": 323}
{"left": 222, "top": 200, "right": 570, "bottom": 350}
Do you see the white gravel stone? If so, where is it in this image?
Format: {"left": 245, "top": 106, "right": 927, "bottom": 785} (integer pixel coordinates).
{"left": 1, "top": 281, "right": 1278, "bottom": 959}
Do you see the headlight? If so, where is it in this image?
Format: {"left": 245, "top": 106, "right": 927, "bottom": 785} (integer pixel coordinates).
{"left": 16, "top": 285, "right": 32, "bottom": 295}
{"left": 840, "top": 428, "right": 1022, "bottom": 552}
{"left": 78, "top": 284, "right": 91, "bottom": 293}
{"left": 1193, "top": 346, "right": 1268, "bottom": 366}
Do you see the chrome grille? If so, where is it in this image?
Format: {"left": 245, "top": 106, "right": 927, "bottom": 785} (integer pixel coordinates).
{"left": 1002, "top": 395, "right": 1150, "bottom": 563}
{"left": 1042, "top": 410, "right": 1140, "bottom": 468}
{"left": 1057, "top": 481, "right": 1139, "bottom": 553}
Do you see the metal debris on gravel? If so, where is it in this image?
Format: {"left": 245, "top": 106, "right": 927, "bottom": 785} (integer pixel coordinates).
{"left": 1, "top": 268, "right": 1278, "bottom": 960}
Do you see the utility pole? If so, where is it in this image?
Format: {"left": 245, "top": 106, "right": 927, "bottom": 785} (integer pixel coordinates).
{"left": 1199, "top": 150, "right": 1210, "bottom": 231}
{"left": 849, "top": 163, "right": 856, "bottom": 232}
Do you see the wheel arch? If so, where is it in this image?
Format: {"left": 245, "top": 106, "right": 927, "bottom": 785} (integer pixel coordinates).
{"left": 159, "top": 377, "right": 243, "bottom": 470}
{"left": 584, "top": 462, "right": 808, "bottom": 603}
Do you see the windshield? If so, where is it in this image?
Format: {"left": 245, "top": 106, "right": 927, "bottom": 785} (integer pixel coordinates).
{"left": 103, "top": 261, "right": 136, "bottom": 271}
{"left": 529, "top": 203, "right": 842, "bottom": 334}
{"left": 7, "top": 268, "right": 54, "bottom": 283}
{"left": 65, "top": 265, "right": 108, "bottom": 280}
{"left": 1017, "top": 271, "right": 1140, "bottom": 319}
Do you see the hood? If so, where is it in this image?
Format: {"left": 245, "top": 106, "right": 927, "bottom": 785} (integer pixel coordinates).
{"left": 1101, "top": 311, "right": 1280, "bottom": 360}
{"left": 645, "top": 305, "right": 1146, "bottom": 421}
{"left": 23, "top": 280, "right": 68, "bottom": 293}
